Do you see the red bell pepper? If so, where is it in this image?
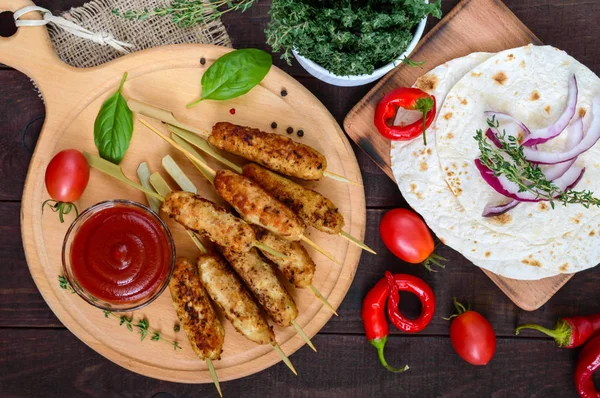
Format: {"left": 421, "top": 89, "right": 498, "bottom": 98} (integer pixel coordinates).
{"left": 374, "top": 87, "right": 436, "bottom": 145}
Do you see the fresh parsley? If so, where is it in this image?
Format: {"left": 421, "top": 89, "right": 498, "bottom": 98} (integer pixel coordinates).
{"left": 265, "top": 0, "right": 442, "bottom": 76}
{"left": 475, "top": 117, "right": 600, "bottom": 209}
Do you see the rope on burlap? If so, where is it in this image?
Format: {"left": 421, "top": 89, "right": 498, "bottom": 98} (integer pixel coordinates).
{"left": 16, "top": 0, "right": 232, "bottom": 69}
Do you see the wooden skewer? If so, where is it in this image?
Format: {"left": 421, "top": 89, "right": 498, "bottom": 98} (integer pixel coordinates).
{"left": 272, "top": 343, "right": 298, "bottom": 376}
{"left": 166, "top": 124, "right": 374, "bottom": 255}
{"left": 129, "top": 99, "right": 359, "bottom": 185}
{"left": 309, "top": 285, "right": 338, "bottom": 316}
{"left": 205, "top": 358, "right": 222, "bottom": 397}
{"left": 141, "top": 118, "right": 338, "bottom": 264}
{"left": 149, "top": 173, "right": 298, "bottom": 375}
{"left": 290, "top": 320, "right": 317, "bottom": 352}
{"left": 299, "top": 235, "right": 341, "bottom": 266}
{"left": 339, "top": 231, "right": 376, "bottom": 254}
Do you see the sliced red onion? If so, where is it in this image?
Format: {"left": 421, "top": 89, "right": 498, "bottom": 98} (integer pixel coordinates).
{"left": 475, "top": 159, "right": 585, "bottom": 202}
{"left": 541, "top": 117, "right": 583, "bottom": 180}
{"left": 483, "top": 111, "right": 532, "bottom": 137}
{"left": 521, "top": 75, "right": 578, "bottom": 146}
{"left": 485, "top": 128, "right": 503, "bottom": 148}
{"left": 523, "top": 94, "right": 600, "bottom": 164}
{"left": 482, "top": 199, "right": 519, "bottom": 217}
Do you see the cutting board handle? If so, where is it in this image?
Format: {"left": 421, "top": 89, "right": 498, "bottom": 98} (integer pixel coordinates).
{"left": 0, "top": 0, "right": 76, "bottom": 100}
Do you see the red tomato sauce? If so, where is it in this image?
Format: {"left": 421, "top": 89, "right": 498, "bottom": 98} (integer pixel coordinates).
{"left": 70, "top": 205, "right": 172, "bottom": 303}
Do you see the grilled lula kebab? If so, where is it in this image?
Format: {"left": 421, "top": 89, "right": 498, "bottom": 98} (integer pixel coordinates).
{"left": 139, "top": 118, "right": 341, "bottom": 265}
{"left": 149, "top": 172, "right": 298, "bottom": 374}
{"left": 169, "top": 257, "right": 224, "bottom": 396}
{"left": 243, "top": 163, "right": 375, "bottom": 254}
{"left": 252, "top": 226, "right": 338, "bottom": 316}
{"left": 196, "top": 253, "right": 298, "bottom": 373}
{"left": 162, "top": 153, "right": 338, "bottom": 316}
{"left": 128, "top": 99, "right": 358, "bottom": 185}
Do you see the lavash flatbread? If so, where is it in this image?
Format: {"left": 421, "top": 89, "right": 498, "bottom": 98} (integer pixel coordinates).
{"left": 391, "top": 52, "right": 561, "bottom": 279}
{"left": 435, "top": 45, "right": 600, "bottom": 276}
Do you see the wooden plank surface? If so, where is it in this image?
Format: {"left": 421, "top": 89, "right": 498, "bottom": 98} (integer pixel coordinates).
{"left": 1, "top": 0, "right": 600, "bottom": 396}
{"left": 343, "top": 0, "right": 582, "bottom": 311}
{"left": 0, "top": 329, "right": 583, "bottom": 398}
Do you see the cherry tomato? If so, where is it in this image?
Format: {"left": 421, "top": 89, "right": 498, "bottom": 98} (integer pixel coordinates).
{"left": 449, "top": 299, "right": 496, "bottom": 366}
{"left": 43, "top": 149, "right": 89, "bottom": 223}
{"left": 45, "top": 149, "right": 89, "bottom": 202}
{"left": 380, "top": 209, "right": 433, "bottom": 263}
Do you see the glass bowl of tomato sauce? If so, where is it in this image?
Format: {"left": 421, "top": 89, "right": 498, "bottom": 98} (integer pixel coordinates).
{"left": 62, "top": 200, "right": 175, "bottom": 312}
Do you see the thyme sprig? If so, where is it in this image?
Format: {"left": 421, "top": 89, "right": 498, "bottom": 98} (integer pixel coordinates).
{"left": 475, "top": 117, "right": 600, "bottom": 209}
{"left": 58, "top": 275, "right": 76, "bottom": 294}
{"left": 104, "top": 310, "right": 182, "bottom": 350}
{"left": 112, "top": 0, "right": 257, "bottom": 28}
{"left": 57, "top": 275, "right": 181, "bottom": 350}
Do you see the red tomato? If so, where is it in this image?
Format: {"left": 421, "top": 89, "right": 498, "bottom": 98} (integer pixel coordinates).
{"left": 45, "top": 149, "right": 90, "bottom": 202}
{"left": 450, "top": 310, "right": 496, "bottom": 365}
{"left": 379, "top": 208, "right": 434, "bottom": 263}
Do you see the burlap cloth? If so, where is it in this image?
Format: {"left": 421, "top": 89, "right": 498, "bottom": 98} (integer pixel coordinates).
{"left": 48, "top": 0, "right": 232, "bottom": 68}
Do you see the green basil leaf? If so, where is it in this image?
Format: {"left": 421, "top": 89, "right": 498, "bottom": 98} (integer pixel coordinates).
{"left": 94, "top": 73, "right": 134, "bottom": 164}
{"left": 187, "top": 49, "right": 272, "bottom": 108}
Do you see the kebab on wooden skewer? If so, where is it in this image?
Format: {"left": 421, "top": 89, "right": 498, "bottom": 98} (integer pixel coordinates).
{"left": 128, "top": 99, "right": 359, "bottom": 185}
{"left": 169, "top": 257, "right": 224, "bottom": 396}
{"left": 242, "top": 163, "right": 375, "bottom": 253}
{"left": 252, "top": 226, "right": 338, "bottom": 315}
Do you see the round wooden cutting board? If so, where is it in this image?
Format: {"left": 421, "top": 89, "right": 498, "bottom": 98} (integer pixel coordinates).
{"left": 0, "top": 1, "right": 365, "bottom": 383}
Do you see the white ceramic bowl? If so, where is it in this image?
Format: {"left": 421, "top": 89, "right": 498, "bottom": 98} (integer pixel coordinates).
{"left": 293, "top": 12, "right": 428, "bottom": 87}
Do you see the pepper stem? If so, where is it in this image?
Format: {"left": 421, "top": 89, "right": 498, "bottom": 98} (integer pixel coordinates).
{"left": 370, "top": 337, "right": 409, "bottom": 373}
{"left": 515, "top": 320, "right": 572, "bottom": 347}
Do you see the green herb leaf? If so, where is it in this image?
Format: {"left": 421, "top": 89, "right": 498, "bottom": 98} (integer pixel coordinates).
{"left": 94, "top": 73, "right": 134, "bottom": 164}
{"left": 187, "top": 49, "right": 272, "bottom": 108}
{"left": 151, "top": 332, "right": 161, "bottom": 341}
{"left": 265, "top": 0, "right": 441, "bottom": 76}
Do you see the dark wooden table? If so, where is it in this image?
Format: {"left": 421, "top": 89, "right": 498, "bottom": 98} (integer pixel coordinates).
{"left": 1, "top": 1, "right": 599, "bottom": 397}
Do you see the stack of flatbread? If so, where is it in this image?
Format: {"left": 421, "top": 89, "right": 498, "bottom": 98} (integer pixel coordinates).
{"left": 391, "top": 45, "right": 600, "bottom": 280}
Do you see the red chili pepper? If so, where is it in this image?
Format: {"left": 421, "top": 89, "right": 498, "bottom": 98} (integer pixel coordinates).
{"left": 374, "top": 87, "right": 436, "bottom": 145}
{"left": 385, "top": 271, "right": 436, "bottom": 333}
{"left": 574, "top": 334, "right": 600, "bottom": 398}
{"left": 516, "top": 315, "right": 600, "bottom": 348}
{"left": 362, "top": 272, "right": 435, "bottom": 372}
{"left": 362, "top": 276, "right": 409, "bottom": 373}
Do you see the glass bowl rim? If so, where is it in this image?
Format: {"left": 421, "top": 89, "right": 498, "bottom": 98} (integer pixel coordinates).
{"left": 61, "top": 199, "right": 175, "bottom": 312}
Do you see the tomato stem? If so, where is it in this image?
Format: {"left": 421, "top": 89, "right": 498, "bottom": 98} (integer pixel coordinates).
{"left": 443, "top": 298, "right": 470, "bottom": 321}
{"left": 421, "top": 253, "right": 447, "bottom": 272}
{"left": 42, "top": 200, "right": 79, "bottom": 223}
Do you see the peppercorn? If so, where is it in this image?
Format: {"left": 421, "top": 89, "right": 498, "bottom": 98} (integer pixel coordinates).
{"left": 281, "top": 89, "right": 288, "bottom": 97}
{"left": 200, "top": 58, "right": 206, "bottom": 65}
{"left": 297, "top": 130, "right": 304, "bottom": 137}
{"left": 271, "top": 122, "right": 277, "bottom": 129}
{"left": 286, "top": 127, "right": 294, "bottom": 134}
